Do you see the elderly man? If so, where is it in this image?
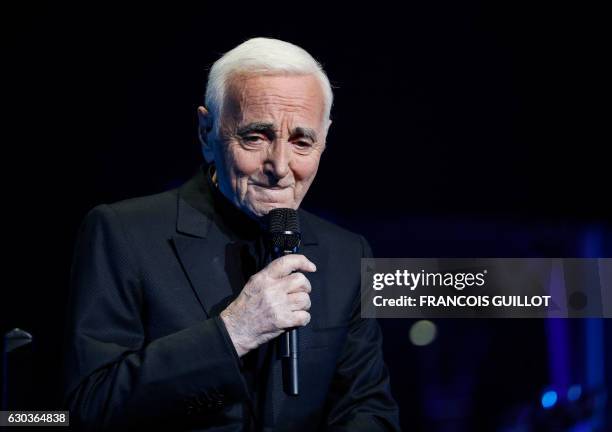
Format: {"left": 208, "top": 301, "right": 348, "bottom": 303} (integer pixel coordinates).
{"left": 63, "top": 38, "right": 400, "bottom": 431}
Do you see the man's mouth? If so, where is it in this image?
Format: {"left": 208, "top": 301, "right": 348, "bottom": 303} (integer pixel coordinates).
{"left": 250, "top": 183, "right": 292, "bottom": 190}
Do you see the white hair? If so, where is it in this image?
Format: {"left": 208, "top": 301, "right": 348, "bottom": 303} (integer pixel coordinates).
{"left": 205, "top": 37, "right": 333, "bottom": 136}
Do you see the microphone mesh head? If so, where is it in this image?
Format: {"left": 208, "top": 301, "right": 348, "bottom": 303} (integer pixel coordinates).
{"left": 268, "top": 208, "right": 300, "bottom": 233}
{"left": 268, "top": 208, "right": 301, "bottom": 251}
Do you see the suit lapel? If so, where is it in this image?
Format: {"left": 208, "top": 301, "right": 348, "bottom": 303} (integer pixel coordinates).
{"left": 171, "top": 167, "right": 236, "bottom": 318}
{"left": 171, "top": 234, "right": 235, "bottom": 318}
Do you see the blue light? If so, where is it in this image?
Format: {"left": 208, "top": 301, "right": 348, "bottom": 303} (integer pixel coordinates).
{"left": 567, "top": 385, "right": 582, "bottom": 401}
{"left": 541, "top": 390, "right": 558, "bottom": 409}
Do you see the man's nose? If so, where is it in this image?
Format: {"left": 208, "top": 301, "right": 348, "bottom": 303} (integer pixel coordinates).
{"left": 263, "top": 140, "right": 291, "bottom": 180}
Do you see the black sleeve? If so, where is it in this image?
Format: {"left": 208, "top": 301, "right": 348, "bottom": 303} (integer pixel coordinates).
{"left": 62, "top": 204, "right": 250, "bottom": 430}
{"left": 323, "top": 235, "right": 401, "bottom": 431}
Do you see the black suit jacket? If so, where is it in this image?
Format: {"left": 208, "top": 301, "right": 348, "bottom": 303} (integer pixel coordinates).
{"left": 63, "top": 167, "right": 400, "bottom": 431}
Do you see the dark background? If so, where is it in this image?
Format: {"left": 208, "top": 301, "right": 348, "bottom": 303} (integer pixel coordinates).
{"left": 1, "top": 2, "right": 610, "bottom": 431}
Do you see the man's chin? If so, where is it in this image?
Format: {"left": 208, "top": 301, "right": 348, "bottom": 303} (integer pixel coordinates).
{"left": 248, "top": 201, "right": 296, "bottom": 218}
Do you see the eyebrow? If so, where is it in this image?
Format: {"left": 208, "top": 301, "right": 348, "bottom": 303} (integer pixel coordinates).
{"left": 292, "top": 127, "right": 318, "bottom": 143}
{"left": 236, "top": 122, "right": 318, "bottom": 142}
{"left": 236, "top": 122, "right": 275, "bottom": 138}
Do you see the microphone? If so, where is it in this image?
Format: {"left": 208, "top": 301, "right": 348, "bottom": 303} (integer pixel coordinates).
{"left": 267, "top": 208, "right": 301, "bottom": 396}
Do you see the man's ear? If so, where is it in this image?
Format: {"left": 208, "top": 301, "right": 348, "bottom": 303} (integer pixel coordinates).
{"left": 197, "top": 106, "right": 215, "bottom": 163}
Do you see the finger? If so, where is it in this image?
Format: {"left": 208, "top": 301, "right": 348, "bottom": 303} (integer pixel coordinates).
{"left": 291, "top": 310, "right": 311, "bottom": 327}
{"left": 287, "top": 292, "right": 311, "bottom": 311}
{"left": 283, "top": 272, "right": 312, "bottom": 294}
{"left": 266, "top": 254, "right": 316, "bottom": 279}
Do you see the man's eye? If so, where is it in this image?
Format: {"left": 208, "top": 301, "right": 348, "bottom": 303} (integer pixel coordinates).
{"left": 243, "top": 135, "right": 264, "bottom": 144}
{"left": 294, "top": 141, "right": 312, "bottom": 149}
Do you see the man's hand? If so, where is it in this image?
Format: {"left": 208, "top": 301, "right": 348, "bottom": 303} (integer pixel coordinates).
{"left": 220, "top": 254, "right": 316, "bottom": 357}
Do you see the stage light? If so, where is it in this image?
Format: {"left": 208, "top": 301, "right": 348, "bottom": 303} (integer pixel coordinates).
{"left": 409, "top": 320, "right": 437, "bottom": 346}
{"left": 541, "top": 390, "right": 558, "bottom": 409}
{"left": 567, "top": 384, "right": 582, "bottom": 401}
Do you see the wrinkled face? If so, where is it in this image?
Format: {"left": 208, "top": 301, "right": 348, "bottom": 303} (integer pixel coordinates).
{"left": 212, "top": 74, "right": 329, "bottom": 220}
